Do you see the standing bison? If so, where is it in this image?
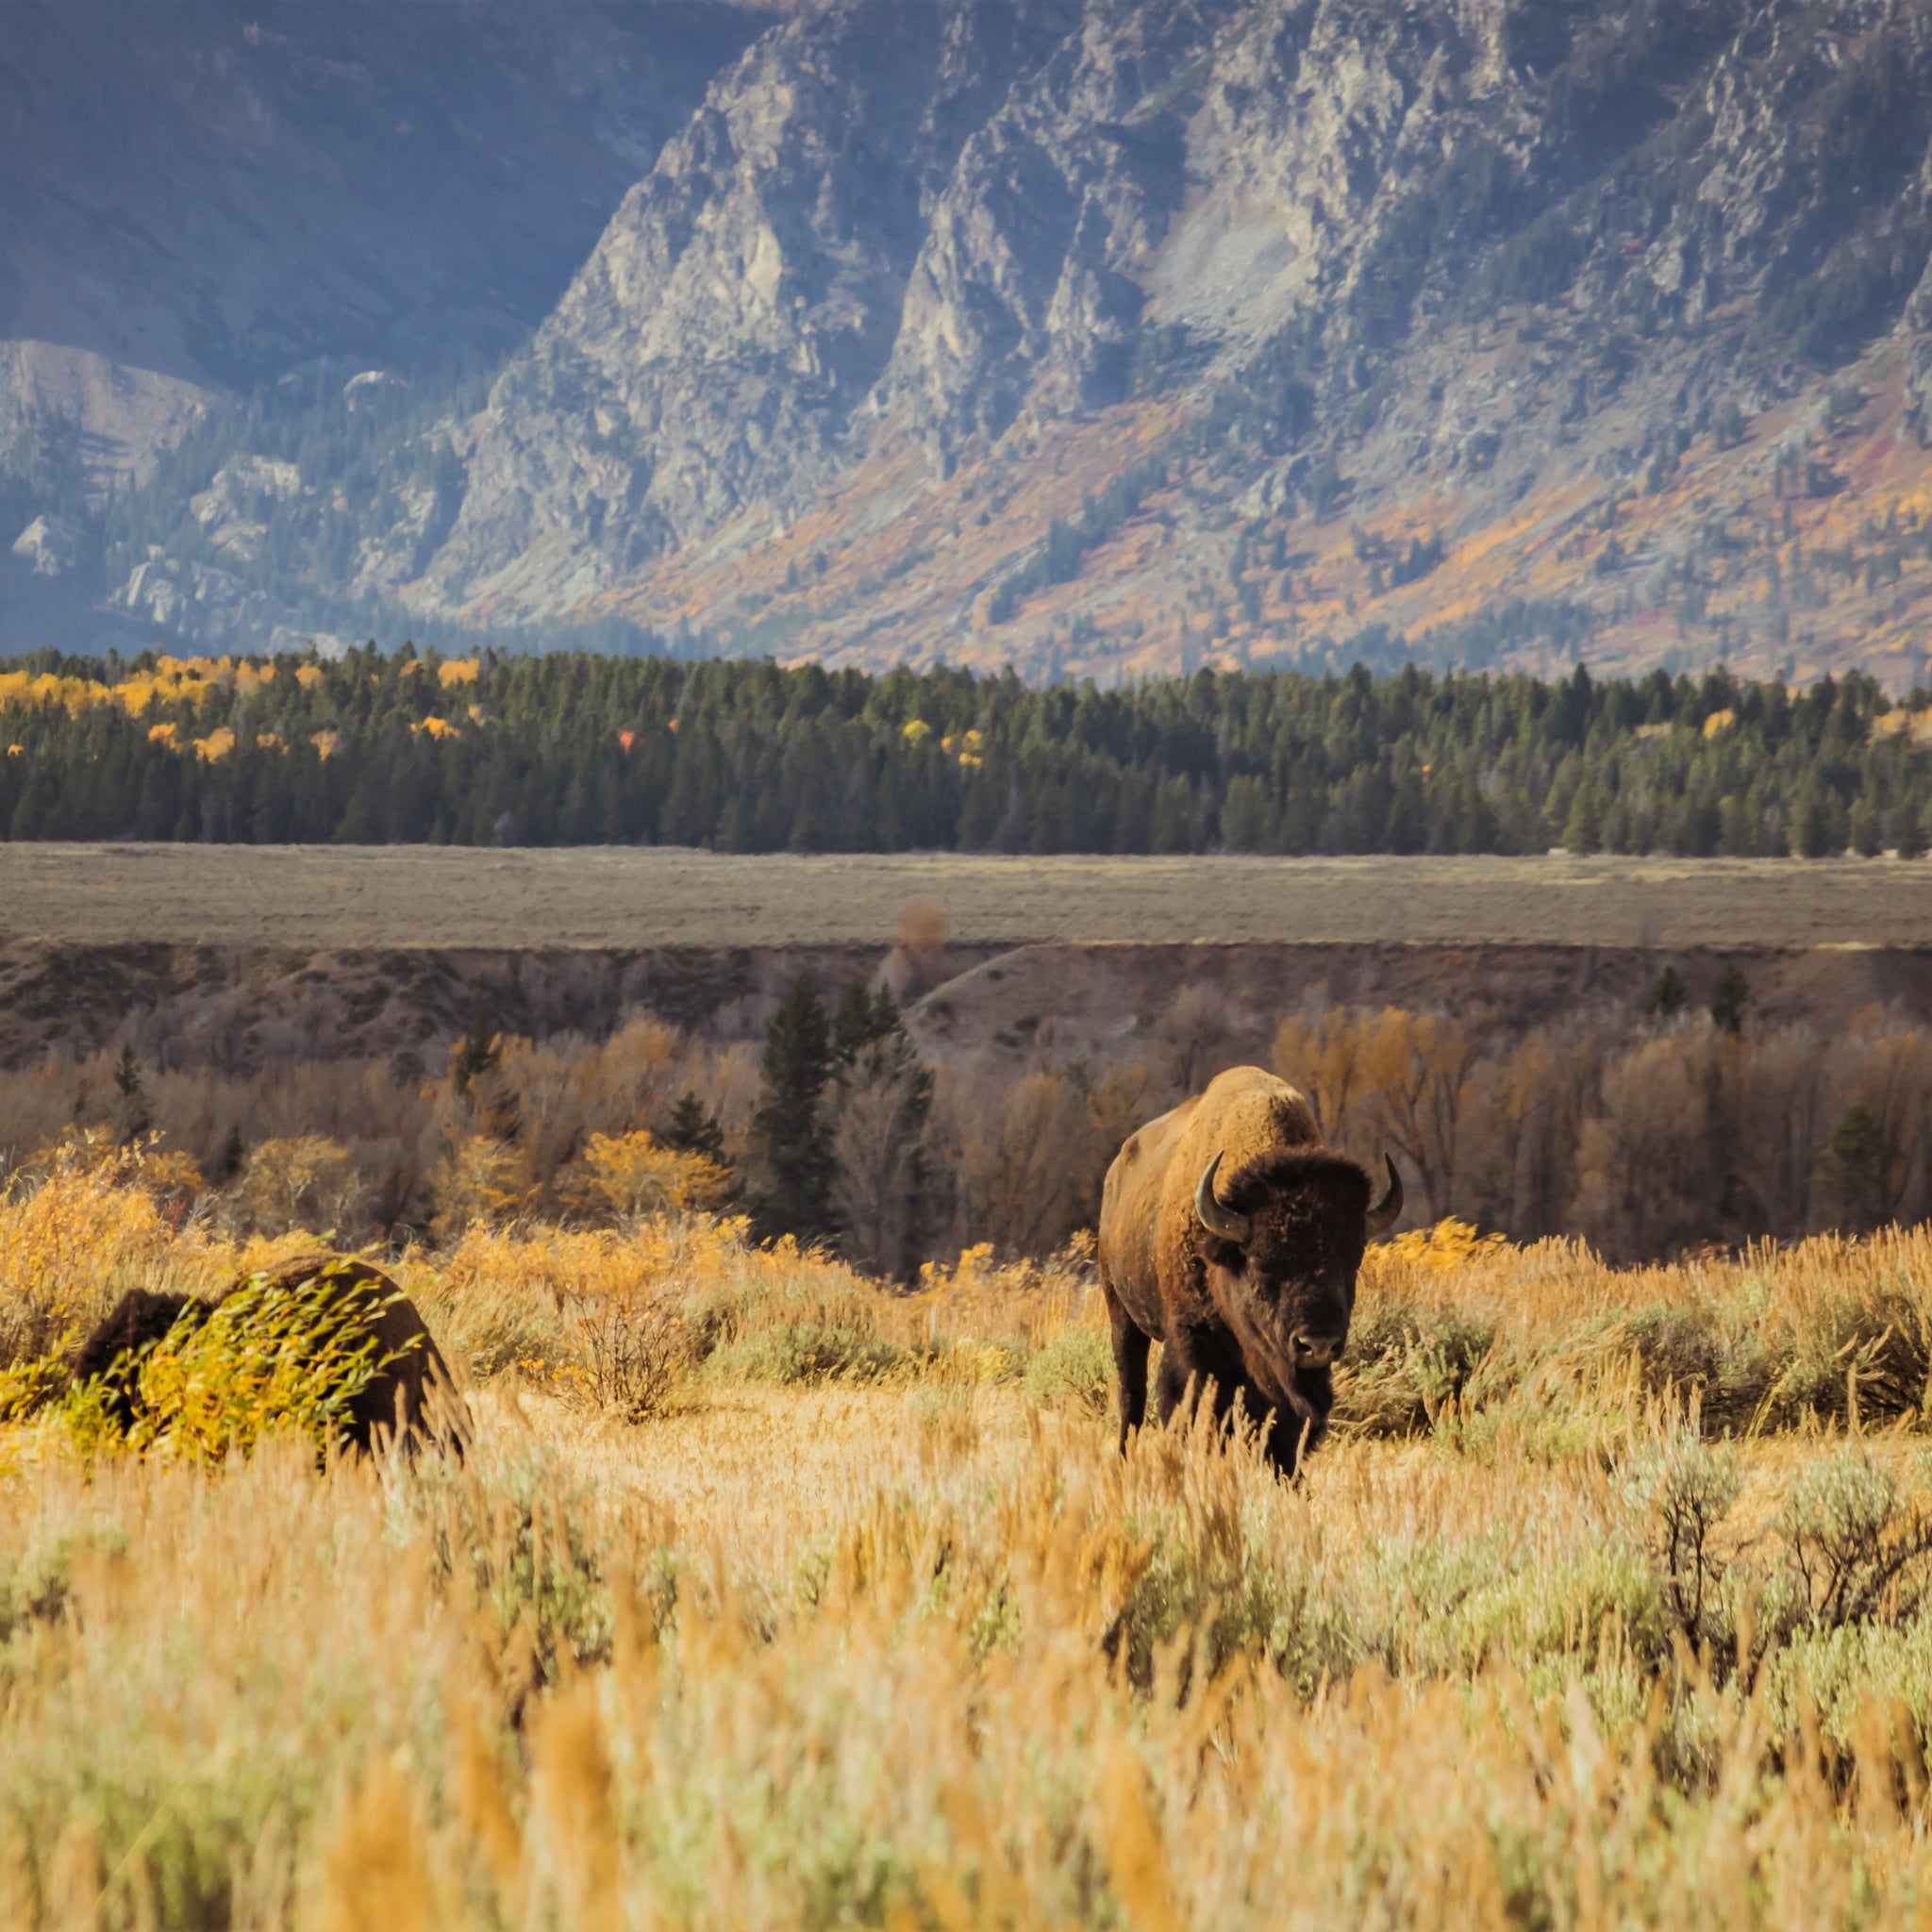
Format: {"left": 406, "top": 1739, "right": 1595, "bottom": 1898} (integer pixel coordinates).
{"left": 1097, "top": 1066, "right": 1401, "bottom": 1476}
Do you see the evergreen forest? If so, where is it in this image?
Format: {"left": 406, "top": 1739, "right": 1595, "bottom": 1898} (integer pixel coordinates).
{"left": 2, "top": 644, "right": 1929, "bottom": 858}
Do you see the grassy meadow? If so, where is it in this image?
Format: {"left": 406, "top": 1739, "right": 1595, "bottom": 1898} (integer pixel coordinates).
{"left": 9, "top": 1147, "right": 1932, "bottom": 1924}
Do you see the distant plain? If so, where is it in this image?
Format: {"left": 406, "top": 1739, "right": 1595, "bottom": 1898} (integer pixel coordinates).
{"left": 8, "top": 843, "right": 1932, "bottom": 950}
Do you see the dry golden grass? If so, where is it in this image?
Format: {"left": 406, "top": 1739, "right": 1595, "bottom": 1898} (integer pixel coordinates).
{"left": 10, "top": 1156, "right": 1932, "bottom": 1924}
{"left": 5, "top": 844, "right": 1930, "bottom": 949}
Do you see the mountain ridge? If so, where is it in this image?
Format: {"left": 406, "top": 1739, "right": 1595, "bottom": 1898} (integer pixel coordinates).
{"left": 9, "top": 0, "right": 1932, "bottom": 687}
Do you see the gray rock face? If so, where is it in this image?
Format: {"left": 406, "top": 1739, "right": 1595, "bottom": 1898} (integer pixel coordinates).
{"left": 0, "top": 0, "right": 769, "bottom": 652}
{"left": 423, "top": 0, "right": 1091, "bottom": 611}
{"left": 408, "top": 0, "right": 1932, "bottom": 636}
{"left": 425, "top": 0, "right": 1239, "bottom": 608}
{"left": 876, "top": 0, "right": 1228, "bottom": 456}
{"left": 0, "top": 341, "right": 209, "bottom": 500}
{"left": 11, "top": 515, "right": 74, "bottom": 577}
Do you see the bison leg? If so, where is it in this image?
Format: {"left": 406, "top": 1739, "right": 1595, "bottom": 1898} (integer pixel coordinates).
{"left": 1102, "top": 1274, "right": 1152, "bottom": 1453}
{"left": 1241, "top": 1374, "right": 1330, "bottom": 1482}
{"left": 1255, "top": 1395, "right": 1315, "bottom": 1481}
{"left": 1152, "top": 1324, "right": 1245, "bottom": 1430}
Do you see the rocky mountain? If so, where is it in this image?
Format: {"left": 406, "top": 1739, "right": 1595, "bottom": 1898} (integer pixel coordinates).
{"left": 0, "top": 0, "right": 763, "bottom": 641}
{"left": 15, "top": 0, "right": 1932, "bottom": 686}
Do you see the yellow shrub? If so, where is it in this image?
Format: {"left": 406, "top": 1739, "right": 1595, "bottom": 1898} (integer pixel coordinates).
{"left": 0, "top": 1137, "right": 176, "bottom": 1360}
{"left": 0, "top": 1353, "right": 67, "bottom": 1422}
{"left": 562, "top": 1129, "right": 727, "bottom": 1222}
{"left": 1376, "top": 1216, "right": 1511, "bottom": 1273}
{"left": 228, "top": 1135, "right": 362, "bottom": 1236}
{"left": 430, "top": 1137, "right": 535, "bottom": 1238}
{"left": 912, "top": 1230, "right": 1095, "bottom": 1348}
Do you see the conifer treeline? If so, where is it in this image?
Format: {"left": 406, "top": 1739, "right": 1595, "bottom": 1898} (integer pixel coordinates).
{"left": 3, "top": 644, "right": 1929, "bottom": 855}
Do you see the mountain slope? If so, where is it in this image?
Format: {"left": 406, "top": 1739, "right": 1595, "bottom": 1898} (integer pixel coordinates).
{"left": 0, "top": 0, "right": 760, "bottom": 399}
{"left": 418, "top": 0, "right": 1091, "bottom": 618}
{"left": 28, "top": 0, "right": 1932, "bottom": 687}
{"left": 0, "top": 0, "right": 766, "bottom": 647}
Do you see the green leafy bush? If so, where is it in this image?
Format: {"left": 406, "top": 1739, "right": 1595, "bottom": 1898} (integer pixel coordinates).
{"left": 1023, "top": 1327, "right": 1114, "bottom": 1417}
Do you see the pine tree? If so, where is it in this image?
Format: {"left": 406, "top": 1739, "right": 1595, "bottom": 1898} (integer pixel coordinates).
{"left": 1152, "top": 775, "right": 1197, "bottom": 854}
{"left": 1848, "top": 793, "right": 1882, "bottom": 858}
{"left": 1562, "top": 782, "right": 1603, "bottom": 854}
{"left": 663, "top": 1090, "right": 726, "bottom": 1163}
{"left": 0, "top": 646, "right": 1926, "bottom": 859}
{"left": 1644, "top": 966, "right": 1688, "bottom": 1022}
{"left": 751, "top": 973, "right": 836, "bottom": 1243}
{"left": 1710, "top": 964, "right": 1750, "bottom": 1036}
{"left": 830, "top": 979, "right": 883, "bottom": 1066}
{"left": 841, "top": 989, "right": 928, "bottom": 1120}
{"left": 830, "top": 980, "right": 908, "bottom": 1067}
{"left": 1792, "top": 781, "right": 1836, "bottom": 858}
{"left": 1895, "top": 796, "right": 1927, "bottom": 859}
{"left": 1824, "top": 1101, "right": 1895, "bottom": 1231}
{"left": 450, "top": 1014, "right": 501, "bottom": 1097}
{"left": 112, "top": 1044, "right": 151, "bottom": 1144}
{"left": 450, "top": 1013, "right": 519, "bottom": 1140}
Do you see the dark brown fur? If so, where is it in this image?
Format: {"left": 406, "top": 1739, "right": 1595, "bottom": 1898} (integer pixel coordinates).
{"left": 68, "top": 1288, "right": 213, "bottom": 1428}
{"left": 1098, "top": 1066, "right": 1377, "bottom": 1478}
{"left": 72, "top": 1257, "right": 468, "bottom": 1457}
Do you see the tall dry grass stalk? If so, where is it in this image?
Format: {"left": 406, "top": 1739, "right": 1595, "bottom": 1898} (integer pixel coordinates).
{"left": 8, "top": 1392, "right": 1932, "bottom": 1926}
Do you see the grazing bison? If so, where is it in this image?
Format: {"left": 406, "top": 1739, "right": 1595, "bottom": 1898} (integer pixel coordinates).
{"left": 70, "top": 1286, "right": 215, "bottom": 1431}
{"left": 72, "top": 1255, "right": 467, "bottom": 1457}
{"left": 1097, "top": 1065, "right": 1402, "bottom": 1476}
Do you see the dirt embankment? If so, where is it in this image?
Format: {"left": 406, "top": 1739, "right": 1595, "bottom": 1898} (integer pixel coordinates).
{"left": 8, "top": 845, "right": 1929, "bottom": 1071}
{"left": 905, "top": 942, "right": 1932, "bottom": 1077}
{"left": 0, "top": 941, "right": 998, "bottom": 1071}
{"left": 7, "top": 933, "right": 1926, "bottom": 1075}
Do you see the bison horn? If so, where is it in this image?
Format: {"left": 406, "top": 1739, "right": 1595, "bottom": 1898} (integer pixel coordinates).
{"left": 1365, "top": 1154, "right": 1404, "bottom": 1238}
{"left": 1193, "top": 1152, "right": 1252, "bottom": 1246}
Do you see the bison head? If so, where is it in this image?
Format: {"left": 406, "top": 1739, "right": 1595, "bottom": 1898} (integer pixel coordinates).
{"left": 1191, "top": 1147, "right": 1402, "bottom": 1401}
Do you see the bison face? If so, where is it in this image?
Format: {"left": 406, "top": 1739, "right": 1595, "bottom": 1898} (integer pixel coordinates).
{"left": 1201, "top": 1220, "right": 1363, "bottom": 1396}
{"left": 1192, "top": 1149, "right": 1402, "bottom": 1400}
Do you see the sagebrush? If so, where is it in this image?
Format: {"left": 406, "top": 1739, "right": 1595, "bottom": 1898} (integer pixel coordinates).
{"left": 8, "top": 1150, "right": 1932, "bottom": 1924}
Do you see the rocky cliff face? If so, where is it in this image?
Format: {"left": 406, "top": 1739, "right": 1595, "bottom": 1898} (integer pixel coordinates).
{"left": 394, "top": 0, "right": 1932, "bottom": 690}
{"left": 24, "top": 0, "right": 1932, "bottom": 686}
{"left": 421, "top": 0, "right": 1088, "bottom": 615}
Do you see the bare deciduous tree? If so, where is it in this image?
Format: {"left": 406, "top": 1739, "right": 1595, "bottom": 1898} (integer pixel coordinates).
{"left": 1359, "top": 1010, "right": 1475, "bottom": 1221}
{"left": 1571, "top": 1033, "right": 1723, "bottom": 1257}
{"left": 1730, "top": 1024, "right": 1827, "bottom": 1238}
{"left": 1273, "top": 1003, "right": 1370, "bottom": 1146}
{"left": 1833, "top": 1008, "right": 1932, "bottom": 1226}
{"left": 827, "top": 1041, "right": 929, "bottom": 1282}
{"left": 952, "top": 1069, "right": 1104, "bottom": 1259}
{"left": 1155, "top": 984, "right": 1238, "bottom": 1097}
